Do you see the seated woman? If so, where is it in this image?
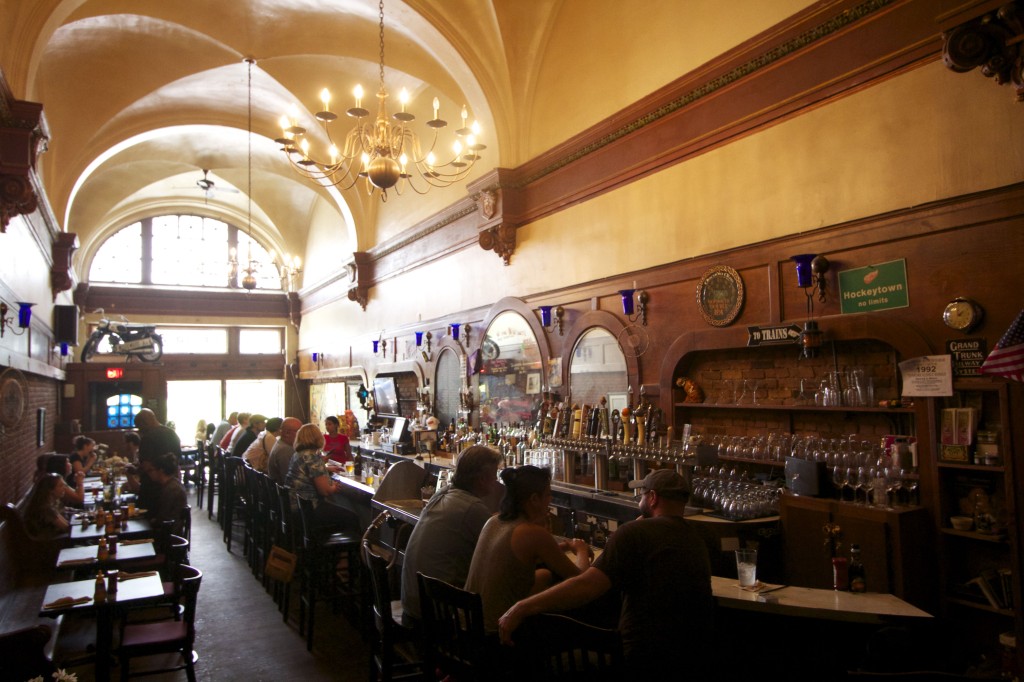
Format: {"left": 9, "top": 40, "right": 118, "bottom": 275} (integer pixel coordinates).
{"left": 323, "top": 415, "right": 352, "bottom": 464}
{"left": 23, "top": 473, "right": 70, "bottom": 541}
{"left": 69, "top": 435, "right": 98, "bottom": 479}
{"left": 287, "top": 423, "right": 358, "bottom": 534}
{"left": 465, "top": 465, "right": 591, "bottom": 632}
{"left": 146, "top": 453, "right": 188, "bottom": 536}
{"left": 44, "top": 454, "right": 86, "bottom": 508}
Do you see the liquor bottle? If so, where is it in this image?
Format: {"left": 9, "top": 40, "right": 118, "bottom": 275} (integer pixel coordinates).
{"left": 848, "top": 544, "right": 866, "bottom": 593}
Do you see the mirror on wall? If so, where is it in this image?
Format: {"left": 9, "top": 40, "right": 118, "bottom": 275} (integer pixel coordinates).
{"left": 568, "top": 327, "right": 629, "bottom": 408}
{"left": 434, "top": 348, "right": 462, "bottom": 428}
{"left": 478, "top": 311, "right": 543, "bottom": 425}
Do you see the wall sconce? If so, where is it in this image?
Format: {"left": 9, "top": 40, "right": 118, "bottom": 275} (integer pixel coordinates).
{"left": 790, "top": 254, "right": 830, "bottom": 358}
{"left": 449, "top": 323, "right": 460, "bottom": 341}
{"left": 372, "top": 339, "right": 380, "bottom": 354}
{"left": 618, "top": 289, "right": 649, "bottom": 326}
{"left": 311, "top": 351, "right": 324, "bottom": 370}
{"left": 538, "top": 305, "right": 565, "bottom": 335}
{"left": 0, "top": 301, "right": 34, "bottom": 337}
{"left": 415, "top": 331, "right": 424, "bottom": 347}
{"left": 59, "top": 342, "right": 69, "bottom": 357}
{"left": 420, "top": 331, "right": 433, "bottom": 362}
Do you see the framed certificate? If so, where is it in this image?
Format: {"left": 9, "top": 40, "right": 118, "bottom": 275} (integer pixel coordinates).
{"left": 697, "top": 265, "right": 744, "bottom": 327}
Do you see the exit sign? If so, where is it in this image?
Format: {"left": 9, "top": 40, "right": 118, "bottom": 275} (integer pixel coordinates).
{"left": 106, "top": 367, "right": 124, "bottom": 380}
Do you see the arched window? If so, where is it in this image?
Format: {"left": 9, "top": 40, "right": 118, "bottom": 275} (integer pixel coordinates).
{"left": 90, "top": 215, "right": 281, "bottom": 289}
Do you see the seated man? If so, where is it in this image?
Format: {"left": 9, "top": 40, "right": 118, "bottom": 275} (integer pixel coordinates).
{"left": 145, "top": 452, "right": 188, "bottom": 536}
{"left": 400, "top": 445, "right": 503, "bottom": 625}
{"left": 498, "top": 469, "right": 714, "bottom": 680}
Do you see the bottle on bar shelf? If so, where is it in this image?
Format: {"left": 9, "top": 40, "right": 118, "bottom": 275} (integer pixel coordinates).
{"left": 849, "top": 544, "right": 866, "bottom": 593}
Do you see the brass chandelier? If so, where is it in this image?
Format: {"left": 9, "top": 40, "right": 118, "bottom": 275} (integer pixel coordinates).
{"left": 276, "top": 0, "right": 484, "bottom": 201}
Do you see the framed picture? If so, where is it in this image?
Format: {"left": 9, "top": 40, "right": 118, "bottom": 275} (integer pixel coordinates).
{"left": 697, "top": 265, "right": 744, "bottom": 327}
{"left": 36, "top": 407, "right": 46, "bottom": 447}
{"left": 526, "top": 373, "right": 541, "bottom": 395}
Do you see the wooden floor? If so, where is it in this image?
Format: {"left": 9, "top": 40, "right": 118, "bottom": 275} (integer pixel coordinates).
{"left": 64, "top": 489, "right": 371, "bottom": 681}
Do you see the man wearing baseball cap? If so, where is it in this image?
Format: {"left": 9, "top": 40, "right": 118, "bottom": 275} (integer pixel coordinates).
{"left": 498, "top": 468, "right": 713, "bottom": 679}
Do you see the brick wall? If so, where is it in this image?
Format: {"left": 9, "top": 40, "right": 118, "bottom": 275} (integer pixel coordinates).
{"left": 676, "top": 340, "right": 904, "bottom": 440}
{"left": 0, "top": 371, "right": 59, "bottom": 506}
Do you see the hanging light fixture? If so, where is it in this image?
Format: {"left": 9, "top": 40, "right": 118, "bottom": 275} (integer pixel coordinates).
{"left": 228, "top": 58, "right": 261, "bottom": 290}
{"left": 276, "top": 0, "right": 484, "bottom": 201}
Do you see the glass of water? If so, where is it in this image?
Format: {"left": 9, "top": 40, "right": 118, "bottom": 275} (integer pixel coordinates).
{"left": 735, "top": 548, "right": 758, "bottom": 587}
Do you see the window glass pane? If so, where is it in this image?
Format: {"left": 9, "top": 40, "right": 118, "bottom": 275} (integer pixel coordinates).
{"left": 160, "top": 328, "right": 228, "bottom": 354}
{"left": 90, "top": 223, "right": 142, "bottom": 283}
{"left": 225, "top": 380, "right": 284, "bottom": 421}
{"left": 239, "top": 328, "right": 282, "bottom": 354}
{"left": 105, "top": 393, "right": 142, "bottom": 429}
{"left": 166, "top": 380, "right": 223, "bottom": 446}
{"left": 234, "top": 231, "right": 283, "bottom": 290}
{"left": 152, "top": 216, "right": 231, "bottom": 286}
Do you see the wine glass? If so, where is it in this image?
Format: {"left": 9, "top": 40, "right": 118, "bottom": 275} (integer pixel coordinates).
{"left": 903, "top": 471, "right": 920, "bottom": 506}
{"left": 887, "top": 467, "right": 904, "bottom": 508}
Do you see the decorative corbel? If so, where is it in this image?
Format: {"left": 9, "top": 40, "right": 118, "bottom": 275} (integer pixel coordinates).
{"left": 346, "top": 251, "right": 372, "bottom": 310}
{"left": 469, "top": 169, "right": 523, "bottom": 266}
{"left": 0, "top": 97, "right": 49, "bottom": 232}
{"left": 287, "top": 291, "right": 302, "bottom": 330}
{"left": 50, "top": 232, "right": 79, "bottom": 300}
{"left": 943, "top": 1, "right": 1024, "bottom": 102}
{"left": 478, "top": 223, "right": 516, "bottom": 266}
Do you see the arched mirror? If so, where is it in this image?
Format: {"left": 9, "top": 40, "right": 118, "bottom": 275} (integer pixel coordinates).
{"left": 479, "top": 311, "right": 543, "bottom": 425}
{"left": 434, "top": 347, "right": 462, "bottom": 428}
{"left": 569, "top": 328, "right": 629, "bottom": 408}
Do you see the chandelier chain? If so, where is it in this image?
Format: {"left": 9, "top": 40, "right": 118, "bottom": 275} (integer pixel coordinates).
{"left": 378, "top": 0, "right": 386, "bottom": 92}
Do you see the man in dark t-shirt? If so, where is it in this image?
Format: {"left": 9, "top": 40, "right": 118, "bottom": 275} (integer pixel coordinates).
{"left": 134, "top": 408, "right": 181, "bottom": 510}
{"left": 498, "top": 469, "right": 713, "bottom": 679}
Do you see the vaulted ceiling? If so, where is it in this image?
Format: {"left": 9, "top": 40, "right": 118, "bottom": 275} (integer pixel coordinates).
{"left": 2, "top": 0, "right": 812, "bottom": 283}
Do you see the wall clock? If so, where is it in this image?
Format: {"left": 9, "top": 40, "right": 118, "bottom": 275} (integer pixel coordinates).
{"left": 0, "top": 368, "right": 26, "bottom": 428}
{"left": 943, "top": 297, "right": 983, "bottom": 333}
{"left": 482, "top": 338, "right": 500, "bottom": 361}
{"left": 697, "top": 265, "right": 744, "bottom": 327}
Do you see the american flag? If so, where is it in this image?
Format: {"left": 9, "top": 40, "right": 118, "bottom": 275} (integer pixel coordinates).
{"left": 981, "top": 308, "right": 1024, "bottom": 382}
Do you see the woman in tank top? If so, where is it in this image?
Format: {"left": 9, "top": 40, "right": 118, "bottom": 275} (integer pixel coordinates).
{"left": 465, "top": 465, "right": 591, "bottom": 632}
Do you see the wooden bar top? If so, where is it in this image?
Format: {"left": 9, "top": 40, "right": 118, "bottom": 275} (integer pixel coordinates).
{"left": 711, "top": 576, "right": 932, "bottom": 623}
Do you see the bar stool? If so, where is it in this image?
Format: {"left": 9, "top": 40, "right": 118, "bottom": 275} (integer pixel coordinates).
{"left": 417, "top": 573, "right": 499, "bottom": 682}
{"left": 362, "top": 511, "right": 424, "bottom": 682}
{"left": 221, "top": 456, "right": 250, "bottom": 553}
{"left": 295, "top": 494, "right": 362, "bottom": 651}
{"left": 512, "top": 613, "right": 623, "bottom": 681}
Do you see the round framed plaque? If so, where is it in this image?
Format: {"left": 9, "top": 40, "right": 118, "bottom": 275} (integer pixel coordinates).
{"left": 697, "top": 265, "right": 744, "bottom": 327}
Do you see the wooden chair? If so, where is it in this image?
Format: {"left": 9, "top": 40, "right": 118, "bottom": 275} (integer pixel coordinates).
{"left": 512, "top": 613, "right": 623, "bottom": 681}
{"left": 416, "top": 574, "right": 499, "bottom": 682}
{"left": 362, "top": 511, "right": 424, "bottom": 682}
{"left": 117, "top": 564, "right": 202, "bottom": 682}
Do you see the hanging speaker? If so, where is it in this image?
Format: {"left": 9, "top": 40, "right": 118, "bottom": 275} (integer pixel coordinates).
{"left": 54, "top": 304, "right": 79, "bottom": 345}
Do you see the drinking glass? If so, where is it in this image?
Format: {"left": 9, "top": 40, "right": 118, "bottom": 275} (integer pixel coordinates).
{"left": 735, "top": 548, "right": 758, "bottom": 587}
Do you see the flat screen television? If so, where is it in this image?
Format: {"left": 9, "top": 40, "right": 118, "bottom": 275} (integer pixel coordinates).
{"left": 372, "top": 376, "right": 400, "bottom": 416}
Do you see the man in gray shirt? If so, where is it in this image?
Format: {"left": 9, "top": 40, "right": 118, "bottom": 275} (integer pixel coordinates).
{"left": 401, "top": 445, "right": 502, "bottom": 624}
{"left": 268, "top": 417, "right": 301, "bottom": 486}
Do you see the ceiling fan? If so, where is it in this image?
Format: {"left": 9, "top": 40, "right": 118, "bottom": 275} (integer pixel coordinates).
{"left": 188, "top": 169, "right": 240, "bottom": 200}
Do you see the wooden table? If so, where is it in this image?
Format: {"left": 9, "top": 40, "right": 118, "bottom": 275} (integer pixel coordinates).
{"left": 39, "top": 573, "right": 164, "bottom": 681}
{"left": 68, "top": 518, "right": 153, "bottom": 543}
{"left": 57, "top": 540, "right": 156, "bottom": 570}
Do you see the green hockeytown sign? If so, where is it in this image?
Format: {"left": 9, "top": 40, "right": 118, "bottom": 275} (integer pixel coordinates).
{"left": 838, "top": 259, "right": 909, "bottom": 315}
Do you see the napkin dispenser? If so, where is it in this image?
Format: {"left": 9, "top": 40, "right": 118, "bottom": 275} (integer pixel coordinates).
{"left": 785, "top": 457, "right": 831, "bottom": 497}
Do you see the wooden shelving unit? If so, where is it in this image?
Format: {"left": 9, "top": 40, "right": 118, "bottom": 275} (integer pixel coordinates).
{"left": 929, "top": 376, "right": 1024, "bottom": 671}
